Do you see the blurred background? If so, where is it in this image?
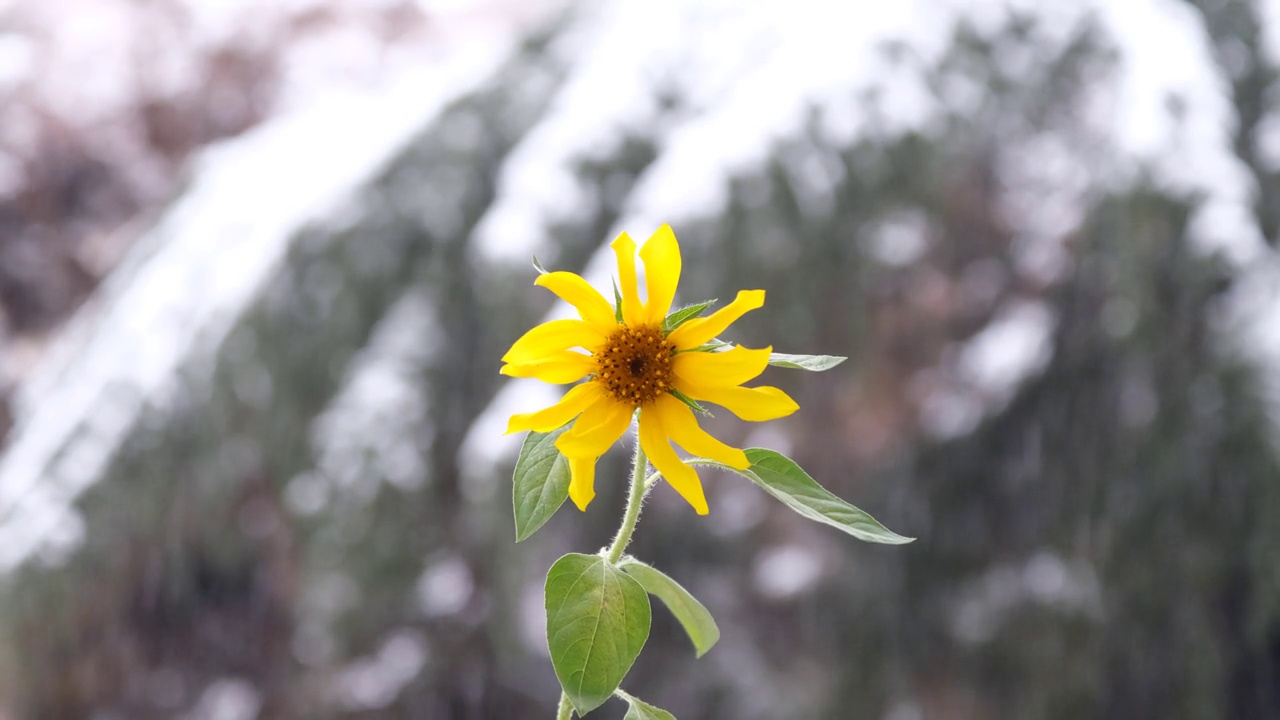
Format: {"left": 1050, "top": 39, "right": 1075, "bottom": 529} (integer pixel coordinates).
{"left": 2, "top": 0, "right": 1280, "bottom": 718}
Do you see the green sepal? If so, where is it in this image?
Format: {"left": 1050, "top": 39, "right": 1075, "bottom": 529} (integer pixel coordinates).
{"left": 613, "top": 280, "right": 624, "bottom": 323}
{"left": 619, "top": 559, "right": 720, "bottom": 658}
{"left": 546, "top": 553, "right": 651, "bottom": 715}
{"left": 532, "top": 255, "right": 551, "bottom": 275}
{"left": 663, "top": 299, "right": 716, "bottom": 332}
{"left": 667, "top": 388, "right": 711, "bottom": 416}
{"left": 767, "top": 353, "right": 847, "bottom": 371}
{"left": 512, "top": 426, "right": 572, "bottom": 542}
{"left": 616, "top": 689, "right": 677, "bottom": 720}
{"left": 688, "top": 449, "right": 913, "bottom": 545}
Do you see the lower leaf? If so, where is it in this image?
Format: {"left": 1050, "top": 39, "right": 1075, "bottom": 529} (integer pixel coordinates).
{"left": 616, "top": 689, "right": 678, "bottom": 720}
{"left": 619, "top": 559, "right": 719, "bottom": 657}
{"left": 545, "top": 553, "right": 651, "bottom": 714}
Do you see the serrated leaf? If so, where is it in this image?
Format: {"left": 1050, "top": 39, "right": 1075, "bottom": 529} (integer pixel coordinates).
{"left": 512, "top": 426, "right": 572, "bottom": 542}
{"left": 546, "top": 553, "right": 651, "bottom": 715}
{"left": 667, "top": 387, "right": 711, "bottom": 416}
{"left": 663, "top": 299, "right": 716, "bottom": 331}
{"left": 741, "top": 449, "right": 913, "bottom": 544}
{"left": 619, "top": 559, "right": 720, "bottom": 658}
{"left": 616, "top": 689, "right": 677, "bottom": 720}
{"left": 532, "top": 255, "right": 550, "bottom": 275}
{"left": 767, "top": 353, "right": 847, "bottom": 371}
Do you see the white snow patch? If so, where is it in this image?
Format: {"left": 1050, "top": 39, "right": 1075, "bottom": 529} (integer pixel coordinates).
{"left": 753, "top": 544, "right": 823, "bottom": 601}
{"left": 958, "top": 300, "right": 1054, "bottom": 402}
{"left": 1258, "top": 0, "right": 1280, "bottom": 67}
{"left": 312, "top": 290, "right": 437, "bottom": 498}
{"left": 335, "top": 630, "right": 429, "bottom": 710}
{"left": 918, "top": 385, "right": 985, "bottom": 441}
{"left": 0, "top": 33, "right": 33, "bottom": 92}
{"left": 1223, "top": 255, "right": 1280, "bottom": 448}
{"left": 181, "top": 678, "right": 262, "bottom": 720}
{"left": 623, "top": 0, "right": 952, "bottom": 228}
{"left": 477, "top": 0, "right": 958, "bottom": 264}
{"left": 1093, "top": 0, "right": 1263, "bottom": 265}
{"left": 869, "top": 210, "right": 931, "bottom": 267}
{"left": 0, "top": 31, "right": 522, "bottom": 573}
{"left": 949, "top": 551, "right": 1101, "bottom": 646}
{"left": 416, "top": 555, "right": 475, "bottom": 617}
{"left": 458, "top": 377, "right": 562, "bottom": 482}
{"left": 916, "top": 300, "right": 1053, "bottom": 440}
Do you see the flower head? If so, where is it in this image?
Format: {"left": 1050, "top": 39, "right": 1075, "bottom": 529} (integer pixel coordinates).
{"left": 501, "top": 225, "right": 797, "bottom": 514}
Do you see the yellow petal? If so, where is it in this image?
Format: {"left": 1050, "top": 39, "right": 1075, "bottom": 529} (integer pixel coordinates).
{"left": 568, "top": 455, "right": 597, "bottom": 511}
{"left": 639, "top": 224, "right": 681, "bottom": 325}
{"left": 506, "top": 382, "right": 603, "bottom": 434}
{"left": 611, "top": 232, "right": 644, "bottom": 325}
{"left": 652, "top": 394, "right": 748, "bottom": 469}
{"left": 685, "top": 384, "right": 798, "bottom": 422}
{"left": 503, "top": 319, "right": 606, "bottom": 365}
{"left": 500, "top": 352, "right": 595, "bottom": 384}
{"left": 556, "top": 397, "right": 633, "bottom": 458}
{"left": 639, "top": 408, "right": 709, "bottom": 515}
{"left": 535, "top": 271, "right": 617, "bottom": 333}
{"left": 672, "top": 345, "right": 771, "bottom": 389}
{"left": 667, "top": 290, "right": 765, "bottom": 349}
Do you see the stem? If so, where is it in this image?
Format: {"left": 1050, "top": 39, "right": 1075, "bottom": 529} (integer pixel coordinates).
{"left": 553, "top": 442, "right": 651, "bottom": 718}
{"left": 606, "top": 443, "right": 649, "bottom": 565}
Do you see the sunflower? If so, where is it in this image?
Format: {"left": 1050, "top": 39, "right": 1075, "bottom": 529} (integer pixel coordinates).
{"left": 501, "top": 225, "right": 798, "bottom": 515}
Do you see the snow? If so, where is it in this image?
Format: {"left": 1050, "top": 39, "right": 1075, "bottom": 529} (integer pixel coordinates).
{"left": 949, "top": 551, "right": 1101, "bottom": 646}
{"left": 0, "top": 33, "right": 32, "bottom": 92}
{"left": 181, "top": 678, "right": 263, "bottom": 720}
{"left": 311, "top": 290, "right": 438, "bottom": 499}
{"left": 1094, "top": 0, "right": 1264, "bottom": 266}
{"left": 0, "top": 24, "right": 526, "bottom": 573}
{"left": 334, "top": 629, "right": 430, "bottom": 710}
{"left": 6, "top": 0, "right": 1280, "bottom": 571}
{"left": 476, "top": 0, "right": 1262, "bottom": 465}
{"left": 458, "top": 379, "right": 562, "bottom": 492}
{"left": 479, "top": 0, "right": 1262, "bottom": 271}
{"left": 475, "top": 0, "right": 955, "bottom": 264}
{"left": 753, "top": 544, "right": 824, "bottom": 601}
{"left": 416, "top": 555, "right": 475, "bottom": 617}
{"left": 958, "top": 301, "right": 1055, "bottom": 403}
{"left": 1258, "top": 0, "right": 1280, "bottom": 67}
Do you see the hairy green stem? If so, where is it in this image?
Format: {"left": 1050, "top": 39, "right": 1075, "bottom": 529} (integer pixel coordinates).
{"left": 606, "top": 443, "right": 649, "bottom": 565}
{"left": 554, "top": 441, "right": 651, "bottom": 717}
{"left": 643, "top": 455, "right": 720, "bottom": 491}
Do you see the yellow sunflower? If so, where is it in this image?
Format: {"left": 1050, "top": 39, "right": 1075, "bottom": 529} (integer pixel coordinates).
{"left": 501, "top": 225, "right": 798, "bottom": 515}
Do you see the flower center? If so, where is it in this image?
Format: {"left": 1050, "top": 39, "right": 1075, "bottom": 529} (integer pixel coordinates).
{"left": 596, "top": 325, "right": 675, "bottom": 406}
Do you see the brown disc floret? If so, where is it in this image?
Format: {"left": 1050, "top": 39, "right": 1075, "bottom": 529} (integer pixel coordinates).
{"left": 595, "top": 325, "right": 675, "bottom": 406}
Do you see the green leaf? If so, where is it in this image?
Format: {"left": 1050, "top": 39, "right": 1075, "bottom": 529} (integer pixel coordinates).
{"left": 676, "top": 340, "right": 730, "bottom": 354}
{"left": 667, "top": 387, "right": 711, "bottom": 416}
{"left": 767, "top": 353, "right": 847, "bottom": 371}
{"left": 616, "top": 689, "right": 677, "bottom": 720}
{"left": 546, "top": 553, "right": 651, "bottom": 714}
{"left": 532, "top": 255, "right": 550, "bottom": 275}
{"left": 613, "top": 280, "right": 624, "bottom": 323}
{"left": 512, "top": 426, "right": 572, "bottom": 542}
{"left": 619, "top": 559, "right": 720, "bottom": 658}
{"left": 663, "top": 299, "right": 716, "bottom": 331}
{"left": 740, "top": 449, "right": 913, "bottom": 544}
